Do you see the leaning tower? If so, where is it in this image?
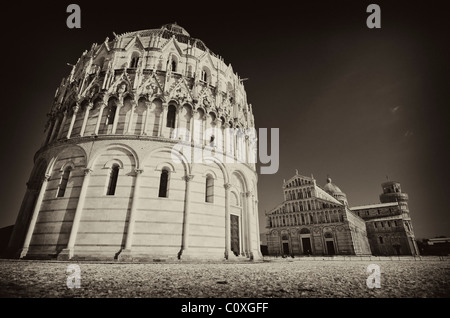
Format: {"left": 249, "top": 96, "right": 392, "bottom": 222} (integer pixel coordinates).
{"left": 7, "top": 23, "right": 261, "bottom": 261}
{"left": 380, "top": 181, "right": 419, "bottom": 255}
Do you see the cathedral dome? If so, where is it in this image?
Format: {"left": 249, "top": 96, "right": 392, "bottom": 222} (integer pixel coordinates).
{"left": 323, "top": 178, "right": 342, "bottom": 194}
{"left": 161, "top": 23, "right": 190, "bottom": 36}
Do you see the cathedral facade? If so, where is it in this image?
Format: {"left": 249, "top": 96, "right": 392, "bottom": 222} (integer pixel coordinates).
{"left": 265, "top": 172, "right": 418, "bottom": 256}
{"left": 7, "top": 23, "right": 262, "bottom": 261}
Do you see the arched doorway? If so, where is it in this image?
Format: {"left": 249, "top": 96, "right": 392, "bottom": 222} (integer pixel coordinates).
{"left": 324, "top": 232, "right": 336, "bottom": 255}
{"left": 300, "top": 228, "right": 312, "bottom": 255}
{"left": 281, "top": 231, "right": 290, "bottom": 256}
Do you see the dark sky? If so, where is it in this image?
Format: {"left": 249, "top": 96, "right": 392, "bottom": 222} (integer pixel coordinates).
{"left": 1, "top": 1, "right": 449, "bottom": 239}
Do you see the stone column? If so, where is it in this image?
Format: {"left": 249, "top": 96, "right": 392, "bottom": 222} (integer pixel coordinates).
{"left": 253, "top": 196, "right": 262, "bottom": 259}
{"left": 224, "top": 183, "right": 233, "bottom": 259}
{"left": 56, "top": 111, "right": 68, "bottom": 140}
{"left": 223, "top": 123, "right": 229, "bottom": 156}
{"left": 58, "top": 168, "right": 93, "bottom": 260}
{"left": 179, "top": 175, "right": 194, "bottom": 259}
{"left": 244, "top": 135, "right": 250, "bottom": 164}
{"left": 142, "top": 101, "right": 151, "bottom": 135}
{"left": 66, "top": 105, "right": 80, "bottom": 139}
{"left": 120, "top": 169, "right": 144, "bottom": 260}
{"left": 240, "top": 194, "right": 246, "bottom": 256}
{"left": 80, "top": 103, "right": 93, "bottom": 137}
{"left": 202, "top": 115, "right": 207, "bottom": 146}
{"left": 174, "top": 107, "right": 181, "bottom": 139}
{"left": 159, "top": 103, "right": 168, "bottom": 137}
{"left": 18, "top": 174, "right": 50, "bottom": 258}
{"left": 244, "top": 192, "right": 254, "bottom": 259}
{"left": 127, "top": 100, "right": 136, "bottom": 134}
{"left": 48, "top": 117, "right": 60, "bottom": 144}
{"left": 111, "top": 101, "right": 123, "bottom": 134}
{"left": 190, "top": 110, "right": 196, "bottom": 144}
{"left": 233, "top": 128, "right": 238, "bottom": 160}
{"left": 41, "top": 123, "right": 52, "bottom": 147}
{"left": 94, "top": 103, "right": 106, "bottom": 135}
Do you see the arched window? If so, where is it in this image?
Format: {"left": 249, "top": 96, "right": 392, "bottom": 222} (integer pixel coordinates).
{"left": 57, "top": 166, "right": 72, "bottom": 197}
{"left": 105, "top": 105, "right": 117, "bottom": 126}
{"left": 130, "top": 53, "right": 140, "bottom": 68}
{"left": 158, "top": 169, "right": 169, "bottom": 198}
{"left": 201, "top": 67, "right": 210, "bottom": 83}
{"left": 300, "top": 228, "right": 310, "bottom": 234}
{"left": 107, "top": 164, "right": 120, "bottom": 195}
{"left": 201, "top": 70, "right": 207, "bottom": 82}
{"left": 205, "top": 175, "right": 214, "bottom": 203}
{"left": 171, "top": 60, "right": 177, "bottom": 72}
{"left": 166, "top": 105, "right": 176, "bottom": 128}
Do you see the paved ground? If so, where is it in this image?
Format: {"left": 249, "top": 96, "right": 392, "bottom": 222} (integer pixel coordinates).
{"left": 0, "top": 258, "right": 449, "bottom": 298}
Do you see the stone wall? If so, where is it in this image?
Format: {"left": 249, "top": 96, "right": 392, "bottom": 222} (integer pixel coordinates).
{"left": 10, "top": 138, "right": 260, "bottom": 261}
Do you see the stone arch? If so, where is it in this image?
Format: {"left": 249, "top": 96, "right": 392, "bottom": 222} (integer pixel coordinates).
{"left": 50, "top": 145, "right": 87, "bottom": 174}
{"left": 74, "top": 144, "right": 138, "bottom": 258}
{"left": 155, "top": 161, "right": 176, "bottom": 173}
{"left": 201, "top": 65, "right": 211, "bottom": 83}
{"left": 144, "top": 145, "right": 191, "bottom": 176}
{"left": 202, "top": 169, "right": 218, "bottom": 180}
{"left": 200, "top": 157, "right": 230, "bottom": 185}
{"left": 300, "top": 228, "right": 311, "bottom": 234}
{"left": 205, "top": 112, "right": 216, "bottom": 145}
{"left": 129, "top": 51, "right": 141, "bottom": 68}
{"left": 131, "top": 97, "right": 147, "bottom": 135}
{"left": 230, "top": 191, "right": 240, "bottom": 206}
{"left": 169, "top": 54, "right": 179, "bottom": 72}
{"left": 148, "top": 98, "right": 162, "bottom": 136}
{"left": 99, "top": 97, "right": 118, "bottom": 135}
{"left": 177, "top": 104, "right": 192, "bottom": 141}
{"left": 167, "top": 99, "right": 180, "bottom": 107}
{"left": 28, "top": 158, "right": 48, "bottom": 191}
{"left": 230, "top": 170, "right": 248, "bottom": 194}
{"left": 104, "top": 159, "right": 124, "bottom": 169}
{"left": 87, "top": 143, "right": 139, "bottom": 171}
{"left": 83, "top": 96, "right": 103, "bottom": 136}
{"left": 72, "top": 100, "right": 89, "bottom": 137}
{"left": 116, "top": 95, "right": 133, "bottom": 134}
{"left": 193, "top": 108, "right": 205, "bottom": 145}
{"left": 60, "top": 160, "right": 76, "bottom": 172}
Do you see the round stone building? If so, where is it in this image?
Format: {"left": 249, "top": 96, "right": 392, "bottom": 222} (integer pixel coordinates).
{"left": 8, "top": 23, "right": 261, "bottom": 261}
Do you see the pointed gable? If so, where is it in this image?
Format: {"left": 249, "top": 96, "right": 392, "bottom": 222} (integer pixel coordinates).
{"left": 124, "top": 35, "right": 146, "bottom": 52}
{"left": 161, "top": 36, "right": 184, "bottom": 57}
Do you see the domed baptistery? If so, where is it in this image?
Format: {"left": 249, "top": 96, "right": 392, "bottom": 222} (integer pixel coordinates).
{"left": 8, "top": 23, "right": 262, "bottom": 261}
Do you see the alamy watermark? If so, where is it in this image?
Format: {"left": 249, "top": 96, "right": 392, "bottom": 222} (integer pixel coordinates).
{"left": 66, "top": 264, "right": 81, "bottom": 289}
{"left": 366, "top": 264, "right": 381, "bottom": 289}
{"left": 170, "top": 124, "right": 279, "bottom": 175}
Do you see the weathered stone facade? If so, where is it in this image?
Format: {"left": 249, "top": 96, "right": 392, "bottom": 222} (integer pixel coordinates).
{"left": 351, "top": 181, "right": 419, "bottom": 256}
{"left": 7, "top": 23, "right": 261, "bottom": 261}
{"left": 265, "top": 173, "right": 418, "bottom": 257}
{"left": 265, "top": 173, "right": 372, "bottom": 256}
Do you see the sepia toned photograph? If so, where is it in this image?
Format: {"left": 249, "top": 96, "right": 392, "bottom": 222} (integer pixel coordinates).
{"left": 0, "top": 0, "right": 448, "bottom": 313}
